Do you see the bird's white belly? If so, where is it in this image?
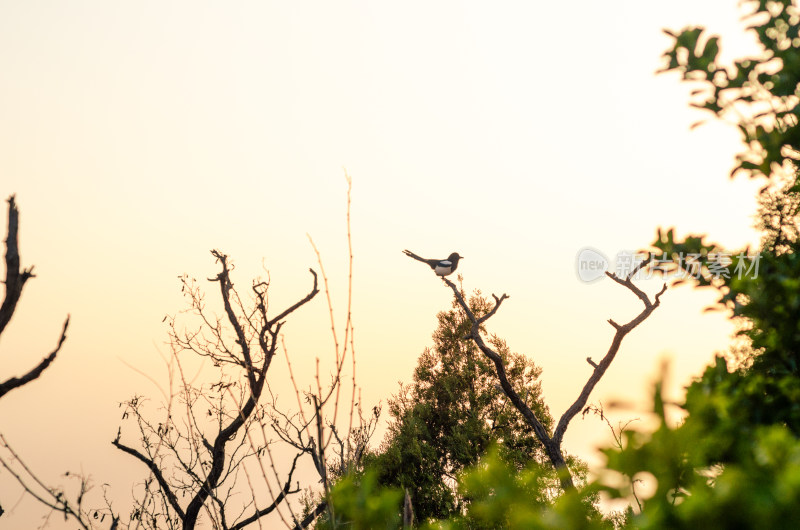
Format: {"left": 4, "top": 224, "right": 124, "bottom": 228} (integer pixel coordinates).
{"left": 435, "top": 264, "right": 452, "bottom": 276}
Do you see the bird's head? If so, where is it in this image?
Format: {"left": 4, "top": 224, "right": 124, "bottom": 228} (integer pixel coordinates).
{"left": 448, "top": 252, "right": 463, "bottom": 262}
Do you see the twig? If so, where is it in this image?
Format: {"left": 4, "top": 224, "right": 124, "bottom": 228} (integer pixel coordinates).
{"left": 0, "top": 434, "right": 91, "bottom": 530}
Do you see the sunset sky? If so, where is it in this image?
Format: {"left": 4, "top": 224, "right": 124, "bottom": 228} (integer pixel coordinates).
{"left": 0, "top": 1, "right": 766, "bottom": 526}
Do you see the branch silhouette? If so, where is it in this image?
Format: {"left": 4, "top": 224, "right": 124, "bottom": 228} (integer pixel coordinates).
{"left": 435, "top": 261, "right": 666, "bottom": 491}
{"left": 0, "top": 195, "right": 70, "bottom": 399}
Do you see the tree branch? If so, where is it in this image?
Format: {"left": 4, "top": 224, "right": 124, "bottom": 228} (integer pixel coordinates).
{"left": 476, "top": 293, "right": 509, "bottom": 325}
{"left": 0, "top": 317, "right": 69, "bottom": 399}
{"left": 0, "top": 195, "right": 35, "bottom": 336}
{"left": 169, "top": 251, "right": 318, "bottom": 529}
{"left": 0, "top": 195, "right": 70, "bottom": 400}
{"left": 230, "top": 453, "right": 301, "bottom": 530}
{"left": 292, "top": 501, "right": 327, "bottom": 530}
{"left": 552, "top": 276, "right": 666, "bottom": 447}
{"left": 440, "top": 277, "right": 573, "bottom": 489}
{"left": 209, "top": 250, "right": 255, "bottom": 386}
{"left": 440, "top": 272, "right": 667, "bottom": 492}
{"left": 111, "top": 439, "right": 186, "bottom": 521}
{"left": 0, "top": 434, "right": 91, "bottom": 530}
{"left": 267, "top": 269, "right": 319, "bottom": 327}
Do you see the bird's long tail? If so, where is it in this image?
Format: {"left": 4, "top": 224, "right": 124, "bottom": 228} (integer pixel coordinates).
{"left": 402, "top": 249, "right": 427, "bottom": 263}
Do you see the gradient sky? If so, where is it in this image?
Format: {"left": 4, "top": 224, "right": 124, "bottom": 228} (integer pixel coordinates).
{"left": 0, "top": 1, "right": 767, "bottom": 526}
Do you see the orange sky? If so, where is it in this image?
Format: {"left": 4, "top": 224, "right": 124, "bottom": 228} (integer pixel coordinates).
{"left": 0, "top": 1, "right": 767, "bottom": 526}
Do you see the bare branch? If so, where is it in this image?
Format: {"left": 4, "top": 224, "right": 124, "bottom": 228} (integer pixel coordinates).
{"left": 0, "top": 434, "right": 94, "bottom": 530}
{"left": 440, "top": 277, "right": 574, "bottom": 489}
{"left": 111, "top": 439, "right": 186, "bottom": 520}
{"left": 583, "top": 403, "right": 643, "bottom": 512}
{"left": 0, "top": 196, "right": 70, "bottom": 400}
{"left": 230, "top": 453, "right": 301, "bottom": 530}
{"left": 476, "top": 293, "right": 509, "bottom": 325}
{"left": 267, "top": 269, "right": 319, "bottom": 328}
{"left": 626, "top": 254, "right": 653, "bottom": 282}
{"left": 116, "top": 250, "right": 320, "bottom": 529}
{"left": 114, "top": 179, "right": 362, "bottom": 529}
{"left": 553, "top": 280, "right": 667, "bottom": 447}
{"left": 439, "top": 272, "right": 666, "bottom": 492}
{"left": 0, "top": 195, "right": 35, "bottom": 335}
{"left": 209, "top": 251, "right": 255, "bottom": 384}
{"left": 0, "top": 316, "right": 69, "bottom": 399}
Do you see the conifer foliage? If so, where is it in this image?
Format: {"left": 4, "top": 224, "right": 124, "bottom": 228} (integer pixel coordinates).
{"left": 365, "top": 289, "right": 585, "bottom": 522}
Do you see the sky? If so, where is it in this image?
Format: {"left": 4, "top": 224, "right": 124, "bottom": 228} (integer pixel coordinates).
{"left": 0, "top": 1, "right": 768, "bottom": 526}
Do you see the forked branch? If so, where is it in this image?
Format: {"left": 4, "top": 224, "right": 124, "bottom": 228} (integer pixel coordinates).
{"left": 553, "top": 270, "right": 666, "bottom": 447}
{"left": 439, "top": 267, "right": 666, "bottom": 491}
{"left": 0, "top": 195, "right": 70, "bottom": 399}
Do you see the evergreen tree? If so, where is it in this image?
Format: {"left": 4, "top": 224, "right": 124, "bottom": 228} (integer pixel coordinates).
{"left": 364, "top": 289, "right": 585, "bottom": 522}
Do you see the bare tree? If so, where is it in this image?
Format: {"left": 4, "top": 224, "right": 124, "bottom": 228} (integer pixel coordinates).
{"left": 0, "top": 194, "right": 80, "bottom": 524}
{"left": 0, "top": 179, "right": 372, "bottom": 529}
{"left": 413, "top": 257, "right": 666, "bottom": 491}
{"left": 116, "top": 176, "right": 372, "bottom": 530}
{"left": 113, "top": 250, "right": 318, "bottom": 529}
{"left": 0, "top": 195, "right": 69, "bottom": 399}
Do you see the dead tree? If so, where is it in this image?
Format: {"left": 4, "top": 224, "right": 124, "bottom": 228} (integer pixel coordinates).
{"left": 0, "top": 195, "right": 69, "bottom": 399}
{"left": 113, "top": 250, "right": 318, "bottom": 529}
{"left": 427, "top": 258, "right": 666, "bottom": 491}
{"left": 115, "top": 219, "right": 373, "bottom": 530}
{"left": 0, "top": 195, "right": 79, "bottom": 524}
{"left": 1, "top": 178, "right": 366, "bottom": 529}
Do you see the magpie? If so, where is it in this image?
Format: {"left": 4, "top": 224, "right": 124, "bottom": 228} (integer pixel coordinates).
{"left": 403, "top": 249, "right": 463, "bottom": 276}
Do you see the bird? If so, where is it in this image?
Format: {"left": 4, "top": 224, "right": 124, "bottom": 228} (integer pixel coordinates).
{"left": 403, "top": 249, "right": 463, "bottom": 276}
